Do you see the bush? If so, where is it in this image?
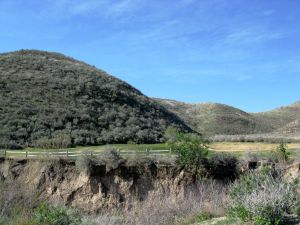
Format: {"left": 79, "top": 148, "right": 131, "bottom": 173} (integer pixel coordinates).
{"left": 34, "top": 134, "right": 72, "bottom": 149}
{"left": 33, "top": 203, "right": 81, "bottom": 225}
{"left": 195, "top": 212, "right": 213, "bottom": 223}
{"left": 227, "top": 169, "right": 299, "bottom": 225}
{"left": 227, "top": 205, "right": 250, "bottom": 222}
{"left": 273, "top": 141, "right": 291, "bottom": 163}
{"left": 166, "top": 129, "right": 209, "bottom": 176}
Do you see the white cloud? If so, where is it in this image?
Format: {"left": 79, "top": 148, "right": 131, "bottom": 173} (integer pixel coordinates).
{"left": 222, "top": 28, "right": 286, "bottom": 46}
{"left": 68, "top": 0, "right": 105, "bottom": 15}
{"left": 45, "top": 0, "right": 142, "bottom": 18}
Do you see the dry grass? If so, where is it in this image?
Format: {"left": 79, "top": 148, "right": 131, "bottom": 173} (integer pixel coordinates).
{"left": 87, "top": 180, "right": 227, "bottom": 225}
{"left": 210, "top": 142, "right": 300, "bottom": 152}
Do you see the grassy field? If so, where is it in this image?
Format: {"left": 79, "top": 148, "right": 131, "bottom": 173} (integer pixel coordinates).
{"left": 210, "top": 142, "right": 300, "bottom": 152}
{"left": 26, "top": 142, "right": 300, "bottom": 152}
{"left": 24, "top": 143, "right": 168, "bottom": 153}
{"left": 1, "top": 142, "right": 300, "bottom": 159}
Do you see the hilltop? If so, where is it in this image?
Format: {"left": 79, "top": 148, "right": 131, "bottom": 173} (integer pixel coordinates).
{"left": 155, "top": 98, "right": 300, "bottom": 137}
{"left": 0, "top": 50, "right": 190, "bottom": 148}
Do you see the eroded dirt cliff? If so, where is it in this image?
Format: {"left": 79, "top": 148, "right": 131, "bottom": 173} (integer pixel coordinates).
{"left": 0, "top": 157, "right": 196, "bottom": 213}
{"left": 1, "top": 157, "right": 298, "bottom": 214}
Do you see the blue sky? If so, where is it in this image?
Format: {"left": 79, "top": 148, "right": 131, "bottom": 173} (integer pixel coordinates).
{"left": 0, "top": 0, "right": 300, "bottom": 112}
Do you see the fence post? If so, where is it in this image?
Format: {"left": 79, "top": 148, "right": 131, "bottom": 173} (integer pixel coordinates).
{"left": 169, "top": 148, "right": 172, "bottom": 154}
{"left": 4, "top": 150, "right": 6, "bottom": 158}
{"left": 146, "top": 148, "right": 149, "bottom": 155}
{"left": 66, "top": 149, "right": 69, "bottom": 158}
{"left": 90, "top": 151, "right": 93, "bottom": 157}
{"left": 26, "top": 151, "right": 28, "bottom": 158}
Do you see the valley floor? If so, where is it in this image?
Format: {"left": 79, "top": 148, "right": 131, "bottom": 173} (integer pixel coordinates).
{"left": 1, "top": 142, "right": 300, "bottom": 159}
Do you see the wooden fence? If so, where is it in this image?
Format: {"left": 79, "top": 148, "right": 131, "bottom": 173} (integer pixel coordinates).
{"left": 0, "top": 148, "right": 173, "bottom": 159}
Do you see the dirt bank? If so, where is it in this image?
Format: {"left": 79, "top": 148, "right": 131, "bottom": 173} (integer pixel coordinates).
{"left": 1, "top": 156, "right": 297, "bottom": 214}
{"left": 0, "top": 157, "right": 199, "bottom": 213}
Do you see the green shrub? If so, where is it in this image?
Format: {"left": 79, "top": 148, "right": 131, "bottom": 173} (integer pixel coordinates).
{"left": 227, "top": 205, "right": 250, "bottom": 222}
{"left": 227, "top": 169, "right": 299, "bottom": 225}
{"left": 273, "top": 141, "right": 291, "bottom": 163}
{"left": 195, "top": 212, "right": 213, "bottom": 222}
{"left": 254, "top": 205, "right": 282, "bottom": 225}
{"left": 166, "top": 129, "right": 209, "bottom": 176}
{"left": 33, "top": 203, "right": 81, "bottom": 225}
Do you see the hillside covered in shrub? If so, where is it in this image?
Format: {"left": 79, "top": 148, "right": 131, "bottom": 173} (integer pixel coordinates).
{"left": 154, "top": 98, "right": 261, "bottom": 136}
{"left": 0, "top": 50, "right": 190, "bottom": 148}
{"left": 155, "top": 98, "right": 300, "bottom": 137}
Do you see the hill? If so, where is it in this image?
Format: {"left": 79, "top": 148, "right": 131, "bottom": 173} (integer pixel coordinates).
{"left": 252, "top": 101, "right": 300, "bottom": 132}
{"left": 154, "top": 98, "right": 260, "bottom": 136}
{"left": 155, "top": 98, "right": 300, "bottom": 137}
{"left": 0, "top": 50, "right": 190, "bottom": 148}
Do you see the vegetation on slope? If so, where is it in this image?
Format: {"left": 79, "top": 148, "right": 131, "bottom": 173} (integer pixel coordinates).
{"left": 0, "top": 50, "right": 190, "bottom": 148}
{"left": 253, "top": 101, "right": 300, "bottom": 132}
{"left": 155, "top": 98, "right": 300, "bottom": 138}
{"left": 154, "top": 98, "right": 261, "bottom": 136}
{"left": 274, "top": 119, "right": 300, "bottom": 134}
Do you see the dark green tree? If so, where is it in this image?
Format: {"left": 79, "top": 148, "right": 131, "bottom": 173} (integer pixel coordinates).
{"left": 165, "top": 128, "right": 210, "bottom": 176}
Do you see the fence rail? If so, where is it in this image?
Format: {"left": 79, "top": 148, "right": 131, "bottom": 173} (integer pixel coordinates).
{"left": 0, "top": 148, "right": 172, "bottom": 159}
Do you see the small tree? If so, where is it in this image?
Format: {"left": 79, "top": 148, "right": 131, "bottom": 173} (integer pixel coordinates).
{"left": 274, "top": 141, "right": 290, "bottom": 163}
{"left": 165, "top": 128, "right": 210, "bottom": 176}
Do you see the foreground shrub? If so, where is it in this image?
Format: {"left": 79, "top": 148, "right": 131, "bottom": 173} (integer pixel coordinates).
{"left": 273, "top": 141, "right": 291, "bottom": 163}
{"left": 33, "top": 203, "right": 81, "bottom": 225}
{"left": 195, "top": 212, "right": 213, "bottom": 223}
{"left": 228, "top": 169, "right": 299, "bottom": 225}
